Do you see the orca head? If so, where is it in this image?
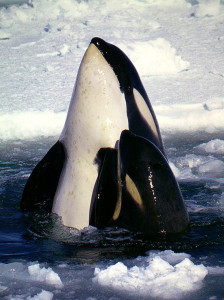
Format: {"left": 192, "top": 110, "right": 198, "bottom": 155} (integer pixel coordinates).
{"left": 60, "top": 38, "right": 128, "bottom": 148}
{"left": 91, "top": 37, "right": 165, "bottom": 155}
{"left": 113, "top": 130, "right": 189, "bottom": 234}
{"left": 91, "top": 37, "right": 142, "bottom": 95}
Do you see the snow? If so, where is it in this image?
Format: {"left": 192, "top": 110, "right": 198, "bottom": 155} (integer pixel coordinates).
{"left": 0, "top": 0, "right": 223, "bottom": 141}
{"left": 120, "top": 38, "right": 190, "bottom": 76}
{"left": 156, "top": 98, "right": 224, "bottom": 134}
{"left": 93, "top": 250, "right": 208, "bottom": 299}
{"left": 194, "top": 0, "right": 221, "bottom": 17}
{"left": 0, "top": 110, "right": 65, "bottom": 140}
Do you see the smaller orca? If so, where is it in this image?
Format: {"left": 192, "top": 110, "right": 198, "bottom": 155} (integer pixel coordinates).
{"left": 90, "top": 130, "right": 189, "bottom": 234}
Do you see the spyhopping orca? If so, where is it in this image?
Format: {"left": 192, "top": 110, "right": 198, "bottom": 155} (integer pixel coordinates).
{"left": 21, "top": 37, "right": 189, "bottom": 234}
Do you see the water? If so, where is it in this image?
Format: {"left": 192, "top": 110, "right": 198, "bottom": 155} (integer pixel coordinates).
{"left": 1, "top": 132, "right": 224, "bottom": 299}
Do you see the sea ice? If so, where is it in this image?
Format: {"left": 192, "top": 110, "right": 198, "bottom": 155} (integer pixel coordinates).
{"left": 198, "top": 159, "right": 224, "bottom": 176}
{"left": 27, "top": 290, "right": 54, "bottom": 300}
{"left": 195, "top": 139, "right": 224, "bottom": 155}
{"left": 194, "top": 0, "right": 220, "bottom": 17}
{"left": 28, "top": 263, "right": 63, "bottom": 287}
{"left": 0, "top": 110, "right": 65, "bottom": 140}
{"left": 155, "top": 99, "right": 224, "bottom": 134}
{"left": 93, "top": 251, "right": 208, "bottom": 299}
{"left": 120, "top": 38, "right": 190, "bottom": 76}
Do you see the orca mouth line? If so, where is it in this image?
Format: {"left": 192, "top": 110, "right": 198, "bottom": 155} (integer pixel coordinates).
{"left": 90, "top": 37, "right": 137, "bottom": 95}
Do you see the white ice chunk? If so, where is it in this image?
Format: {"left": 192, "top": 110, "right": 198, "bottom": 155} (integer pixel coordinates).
{"left": 173, "top": 154, "right": 224, "bottom": 180}
{"left": 93, "top": 251, "right": 208, "bottom": 299}
{"left": 198, "top": 159, "right": 224, "bottom": 176}
{"left": 27, "top": 290, "right": 54, "bottom": 300}
{"left": 155, "top": 99, "right": 224, "bottom": 134}
{"left": 177, "top": 154, "right": 209, "bottom": 169}
{"left": 0, "top": 110, "right": 66, "bottom": 141}
{"left": 195, "top": 139, "right": 224, "bottom": 154}
{"left": 28, "top": 264, "right": 63, "bottom": 287}
{"left": 119, "top": 38, "right": 190, "bottom": 76}
{"left": 147, "top": 250, "right": 191, "bottom": 265}
{"left": 58, "top": 44, "right": 70, "bottom": 56}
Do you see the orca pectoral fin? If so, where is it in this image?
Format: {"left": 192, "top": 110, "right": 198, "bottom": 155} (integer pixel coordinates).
{"left": 20, "top": 141, "right": 65, "bottom": 212}
{"left": 90, "top": 148, "right": 118, "bottom": 228}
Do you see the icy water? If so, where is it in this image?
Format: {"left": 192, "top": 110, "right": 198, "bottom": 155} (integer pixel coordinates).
{"left": 1, "top": 132, "right": 224, "bottom": 299}
{"left": 0, "top": 0, "right": 224, "bottom": 298}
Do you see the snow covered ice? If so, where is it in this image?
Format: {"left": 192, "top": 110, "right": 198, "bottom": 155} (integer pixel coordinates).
{"left": 0, "top": 0, "right": 224, "bottom": 140}
{"left": 0, "top": 0, "right": 224, "bottom": 299}
{"left": 93, "top": 251, "right": 208, "bottom": 299}
{"left": 28, "top": 264, "right": 63, "bottom": 287}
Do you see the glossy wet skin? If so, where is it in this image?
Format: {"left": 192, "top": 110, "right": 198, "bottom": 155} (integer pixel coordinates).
{"left": 113, "top": 130, "right": 189, "bottom": 234}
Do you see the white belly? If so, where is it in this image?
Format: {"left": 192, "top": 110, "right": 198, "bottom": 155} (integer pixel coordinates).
{"left": 52, "top": 44, "right": 128, "bottom": 229}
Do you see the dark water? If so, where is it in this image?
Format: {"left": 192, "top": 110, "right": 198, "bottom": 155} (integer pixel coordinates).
{"left": 0, "top": 133, "right": 224, "bottom": 299}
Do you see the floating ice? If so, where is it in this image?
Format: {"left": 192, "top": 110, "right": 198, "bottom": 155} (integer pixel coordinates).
{"left": 9, "top": 290, "right": 53, "bottom": 300}
{"left": 93, "top": 250, "right": 208, "bottom": 299}
{"left": 177, "top": 154, "right": 208, "bottom": 169}
{"left": 147, "top": 250, "right": 191, "bottom": 265}
{"left": 120, "top": 38, "right": 190, "bottom": 76}
{"left": 0, "top": 110, "right": 65, "bottom": 141}
{"left": 28, "top": 263, "right": 63, "bottom": 287}
{"left": 156, "top": 98, "right": 224, "bottom": 134}
{"left": 198, "top": 159, "right": 224, "bottom": 176}
{"left": 0, "top": 262, "right": 63, "bottom": 299}
{"left": 171, "top": 153, "right": 224, "bottom": 180}
{"left": 195, "top": 139, "right": 224, "bottom": 154}
{"left": 27, "top": 290, "right": 54, "bottom": 300}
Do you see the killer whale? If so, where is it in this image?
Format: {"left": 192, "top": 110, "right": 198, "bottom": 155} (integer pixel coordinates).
{"left": 21, "top": 37, "right": 189, "bottom": 234}
{"left": 90, "top": 130, "right": 189, "bottom": 234}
